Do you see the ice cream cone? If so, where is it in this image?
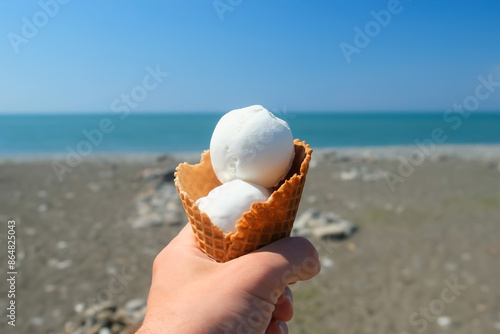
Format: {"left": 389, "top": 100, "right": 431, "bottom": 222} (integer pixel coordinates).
{"left": 174, "top": 139, "right": 313, "bottom": 262}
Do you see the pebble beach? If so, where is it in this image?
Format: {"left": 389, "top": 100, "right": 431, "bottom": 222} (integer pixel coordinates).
{"left": 1, "top": 144, "right": 499, "bottom": 334}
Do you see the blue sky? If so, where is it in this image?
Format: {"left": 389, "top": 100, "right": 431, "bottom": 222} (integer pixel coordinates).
{"left": 0, "top": 0, "right": 499, "bottom": 113}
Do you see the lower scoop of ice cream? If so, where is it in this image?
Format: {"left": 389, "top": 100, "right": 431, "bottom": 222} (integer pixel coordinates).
{"left": 210, "top": 105, "right": 295, "bottom": 188}
{"left": 195, "top": 179, "right": 270, "bottom": 234}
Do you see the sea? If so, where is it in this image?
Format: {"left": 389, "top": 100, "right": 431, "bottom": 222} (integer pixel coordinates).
{"left": 0, "top": 112, "right": 499, "bottom": 155}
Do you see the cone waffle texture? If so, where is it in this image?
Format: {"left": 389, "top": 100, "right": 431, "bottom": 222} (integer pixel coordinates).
{"left": 174, "top": 139, "right": 313, "bottom": 262}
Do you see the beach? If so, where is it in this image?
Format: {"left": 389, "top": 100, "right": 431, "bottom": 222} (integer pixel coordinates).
{"left": 1, "top": 144, "right": 499, "bottom": 334}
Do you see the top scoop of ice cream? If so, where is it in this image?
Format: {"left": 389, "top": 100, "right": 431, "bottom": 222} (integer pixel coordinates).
{"left": 210, "top": 105, "right": 295, "bottom": 188}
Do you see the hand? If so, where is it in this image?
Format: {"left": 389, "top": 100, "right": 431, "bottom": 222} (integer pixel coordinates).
{"left": 137, "top": 224, "right": 321, "bottom": 334}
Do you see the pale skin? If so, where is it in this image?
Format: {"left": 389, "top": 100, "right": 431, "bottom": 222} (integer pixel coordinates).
{"left": 136, "top": 224, "right": 321, "bottom": 334}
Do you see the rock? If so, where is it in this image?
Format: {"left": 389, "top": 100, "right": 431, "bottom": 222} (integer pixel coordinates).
{"left": 25, "top": 227, "right": 36, "bottom": 236}
{"left": 57, "top": 241, "right": 68, "bottom": 250}
{"left": 339, "top": 169, "right": 358, "bottom": 181}
{"left": 361, "top": 151, "right": 377, "bottom": 163}
{"left": 163, "top": 210, "right": 182, "bottom": 226}
{"left": 336, "top": 154, "right": 351, "bottom": 163}
{"left": 432, "top": 153, "right": 449, "bottom": 162}
{"left": 45, "top": 284, "right": 56, "bottom": 292}
{"left": 460, "top": 252, "right": 471, "bottom": 261}
{"left": 134, "top": 167, "right": 175, "bottom": 183}
{"left": 334, "top": 166, "right": 389, "bottom": 182}
{"left": 98, "top": 327, "right": 112, "bottom": 334}
{"left": 31, "top": 317, "right": 44, "bottom": 326}
{"left": 493, "top": 321, "right": 500, "bottom": 331}
{"left": 361, "top": 169, "right": 388, "bottom": 182}
{"left": 436, "top": 316, "right": 451, "bottom": 327}
{"left": 293, "top": 209, "right": 356, "bottom": 239}
{"left": 37, "top": 190, "right": 48, "bottom": 198}
{"left": 66, "top": 302, "right": 145, "bottom": 334}
{"left": 310, "top": 222, "right": 355, "bottom": 239}
{"left": 156, "top": 154, "right": 171, "bottom": 163}
{"left": 307, "top": 195, "right": 317, "bottom": 203}
{"left": 57, "top": 259, "right": 73, "bottom": 270}
{"left": 87, "top": 323, "right": 103, "bottom": 334}
{"left": 320, "top": 257, "right": 334, "bottom": 269}
{"left": 132, "top": 213, "right": 163, "bottom": 229}
{"left": 132, "top": 182, "right": 184, "bottom": 228}
{"left": 88, "top": 183, "right": 101, "bottom": 193}
{"left": 444, "top": 262, "right": 458, "bottom": 272}
{"left": 96, "top": 309, "right": 114, "bottom": 322}
{"left": 133, "top": 168, "right": 157, "bottom": 181}
{"left": 64, "top": 192, "right": 75, "bottom": 200}
{"left": 124, "top": 298, "right": 146, "bottom": 313}
{"left": 38, "top": 203, "right": 50, "bottom": 213}
{"left": 74, "top": 303, "right": 85, "bottom": 313}
{"left": 162, "top": 169, "right": 176, "bottom": 183}
{"left": 136, "top": 202, "right": 151, "bottom": 216}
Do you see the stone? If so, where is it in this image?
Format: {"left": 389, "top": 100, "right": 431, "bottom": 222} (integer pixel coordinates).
{"left": 38, "top": 203, "right": 50, "bottom": 213}
{"left": 88, "top": 183, "right": 101, "bottom": 193}
{"left": 320, "top": 257, "right": 334, "bottom": 269}
{"left": 156, "top": 154, "right": 171, "bottom": 163}
{"left": 57, "top": 259, "right": 73, "bottom": 270}
{"left": 124, "top": 298, "right": 146, "bottom": 313}
{"left": 24, "top": 227, "right": 36, "bottom": 236}
{"left": 163, "top": 210, "right": 183, "bottom": 226}
{"left": 493, "top": 321, "right": 500, "bottom": 331}
{"left": 339, "top": 169, "right": 358, "bottom": 181}
{"left": 162, "top": 169, "right": 176, "bottom": 182}
{"left": 293, "top": 209, "right": 356, "bottom": 239}
{"left": 311, "top": 222, "right": 355, "bottom": 239}
{"left": 436, "top": 316, "right": 451, "bottom": 327}
{"left": 37, "top": 190, "right": 48, "bottom": 198}
{"left": 87, "top": 323, "right": 103, "bottom": 334}
{"left": 98, "top": 327, "right": 112, "bottom": 334}
{"left": 132, "top": 213, "right": 163, "bottom": 229}
{"left": 64, "top": 192, "right": 75, "bottom": 199}
{"left": 74, "top": 303, "right": 85, "bottom": 313}
{"left": 57, "top": 241, "right": 68, "bottom": 250}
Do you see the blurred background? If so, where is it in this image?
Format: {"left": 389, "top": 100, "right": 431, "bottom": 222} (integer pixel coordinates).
{"left": 1, "top": 1, "right": 499, "bottom": 333}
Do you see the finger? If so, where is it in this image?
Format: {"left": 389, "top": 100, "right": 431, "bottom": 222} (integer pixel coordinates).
{"left": 247, "top": 236, "right": 321, "bottom": 286}
{"left": 272, "top": 286, "right": 293, "bottom": 322}
{"left": 266, "top": 319, "right": 288, "bottom": 334}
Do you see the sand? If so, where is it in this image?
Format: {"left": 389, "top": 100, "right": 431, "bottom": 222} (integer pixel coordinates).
{"left": 0, "top": 145, "right": 499, "bottom": 334}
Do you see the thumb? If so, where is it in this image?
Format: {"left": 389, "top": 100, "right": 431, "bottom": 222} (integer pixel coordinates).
{"left": 256, "top": 236, "right": 321, "bottom": 284}
{"left": 229, "top": 236, "right": 321, "bottom": 299}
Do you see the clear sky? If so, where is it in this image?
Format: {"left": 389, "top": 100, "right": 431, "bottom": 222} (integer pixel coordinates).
{"left": 0, "top": 0, "right": 499, "bottom": 113}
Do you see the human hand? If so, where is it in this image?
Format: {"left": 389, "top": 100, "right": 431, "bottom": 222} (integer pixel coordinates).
{"left": 137, "top": 224, "right": 320, "bottom": 334}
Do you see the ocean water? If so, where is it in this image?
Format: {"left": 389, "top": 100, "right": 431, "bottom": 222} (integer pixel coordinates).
{"left": 0, "top": 112, "right": 499, "bottom": 155}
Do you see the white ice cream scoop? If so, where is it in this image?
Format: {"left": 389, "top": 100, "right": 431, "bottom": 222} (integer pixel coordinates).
{"left": 195, "top": 179, "right": 270, "bottom": 234}
{"left": 210, "top": 105, "right": 295, "bottom": 188}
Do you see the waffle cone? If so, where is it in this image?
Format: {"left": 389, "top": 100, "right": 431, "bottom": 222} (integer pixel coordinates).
{"left": 174, "top": 139, "right": 313, "bottom": 262}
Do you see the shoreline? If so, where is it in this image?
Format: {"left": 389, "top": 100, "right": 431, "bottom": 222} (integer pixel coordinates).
{"left": 2, "top": 143, "right": 500, "bottom": 163}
